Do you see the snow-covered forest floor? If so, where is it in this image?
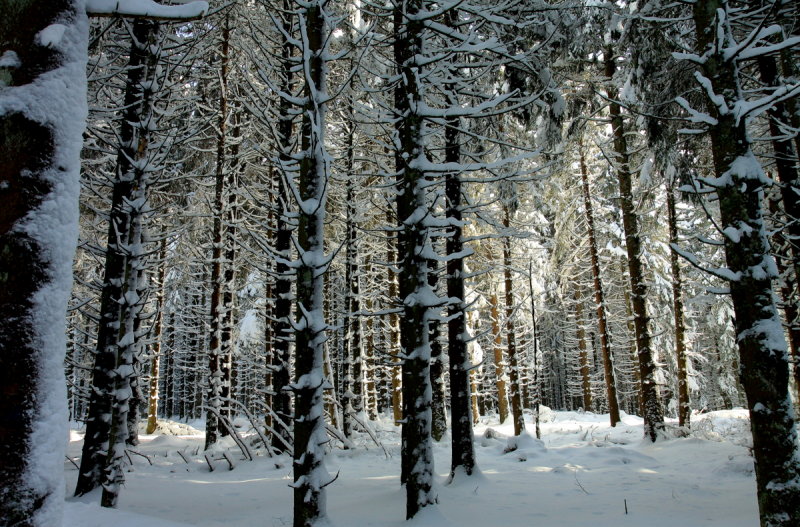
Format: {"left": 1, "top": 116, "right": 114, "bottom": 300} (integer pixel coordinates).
{"left": 64, "top": 410, "right": 759, "bottom": 527}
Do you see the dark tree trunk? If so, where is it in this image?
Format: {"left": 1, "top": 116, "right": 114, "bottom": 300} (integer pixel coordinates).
{"left": 343, "top": 171, "right": 363, "bottom": 439}
{"left": 579, "top": 143, "right": 621, "bottom": 426}
{"left": 528, "top": 263, "right": 541, "bottom": 440}
{"left": 394, "top": 0, "right": 436, "bottom": 517}
{"left": 270, "top": 2, "right": 296, "bottom": 453}
{"left": 429, "top": 256, "right": 448, "bottom": 442}
{"left": 691, "top": 2, "right": 800, "bottom": 524}
{"left": 756, "top": 53, "right": 800, "bottom": 404}
{"left": 77, "top": 19, "right": 160, "bottom": 500}
{"left": 364, "top": 256, "right": 379, "bottom": 420}
{"left": 0, "top": 1, "right": 85, "bottom": 523}
{"left": 502, "top": 206, "right": 525, "bottom": 436}
{"left": 444, "top": 73, "right": 475, "bottom": 476}
{"left": 604, "top": 45, "right": 663, "bottom": 441}
{"left": 292, "top": 3, "right": 330, "bottom": 525}
{"left": 573, "top": 286, "right": 593, "bottom": 411}
{"left": 666, "top": 183, "right": 690, "bottom": 427}
{"left": 205, "top": 15, "right": 234, "bottom": 450}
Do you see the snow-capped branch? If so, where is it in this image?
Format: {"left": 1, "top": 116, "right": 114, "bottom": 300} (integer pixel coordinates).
{"left": 86, "top": 0, "right": 209, "bottom": 21}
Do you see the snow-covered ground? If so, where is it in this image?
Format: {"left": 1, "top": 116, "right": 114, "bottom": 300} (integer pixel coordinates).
{"left": 64, "top": 409, "right": 759, "bottom": 526}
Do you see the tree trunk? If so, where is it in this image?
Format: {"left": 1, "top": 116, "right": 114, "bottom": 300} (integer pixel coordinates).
{"left": 604, "top": 45, "right": 663, "bottom": 441}
{"left": 490, "top": 293, "right": 510, "bottom": 422}
{"left": 756, "top": 53, "right": 800, "bottom": 405}
{"left": 205, "top": 15, "right": 233, "bottom": 450}
{"left": 77, "top": 19, "right": 160, "bottom": 499}
{"left": 429, "top": 257, "right": 447, "bottom": 442}
{"left": 579, "top": 142, "right": 621, "bottom": 426}
{"left": 292, "top": 3, "right": 330, "bottom": 525}
{"left": 666, "top": 182, "right": 690, "bottom": 427}
{"left": 270, "top": 2, "right": 296, "bottom": 453}
{"left": 394, "top": 0, "right": 436, "bottom": 516}
{"left": 342, "top": 120, "right": 363, "bottom": 439}
{"left": 386, "top": 208, "right": 403, "bottom": 425}
{"left": 146, "top": 238, "right": 169, "bottom": 434}
{"left": 573, "top": 286, "right": 593, "bottom": 411}
{"left": 528, "top": 263, "right": 541, "bottom": 440}
{"left": 0, "top": 1, "right": 86, "bottom": 522}
{"left": 691, "top": 2, "right": 800, "bottom": 523}
{"left": 364, "top": 257, "right": 379, "bottom": 420}
{"left": 444, "top": 53, "right": 476, "bottom": 474}
{"left": 502, "top": 206, "right": 525, "bottom": 436}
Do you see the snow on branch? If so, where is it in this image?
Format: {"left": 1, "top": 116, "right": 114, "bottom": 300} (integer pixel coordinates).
{"left": 86, "top": 0, "right": 209, "bottom": 20}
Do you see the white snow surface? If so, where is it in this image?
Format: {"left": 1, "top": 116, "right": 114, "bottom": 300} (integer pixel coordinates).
{"left": 64, "top": 410, "right": 760, "bottom": 526}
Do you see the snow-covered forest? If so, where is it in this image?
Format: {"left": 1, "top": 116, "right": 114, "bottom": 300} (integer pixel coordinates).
{"left": 1, "top": 0, "right": 800, "bottom": 526}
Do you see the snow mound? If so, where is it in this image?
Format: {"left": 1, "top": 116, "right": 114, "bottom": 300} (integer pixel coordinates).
{"left": 692, "top": 409, "right": 752, "bottom": 448}
{"left": 141, "top": 420, "right": 203, "bottom": 437}
{"left": 503, "top": 431, "right": 547, "bottom": 461}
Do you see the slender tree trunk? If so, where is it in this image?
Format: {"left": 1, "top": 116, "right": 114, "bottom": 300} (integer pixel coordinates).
{"left": 100, "top": 18, "right": 162, "bottom": 507}
{"left": 0, "top": 2, "right": 86, "bottom": 522}
{"left": 490, "top": 293, "right": 510, "bottom": 422}
{"left": 573, "top": 286, "right": 593, "bottom": 411}
{"left": 271, "top": 2, "right": 296, "bottom": 453}
{"left": 691, "top": 2, "right": 800, "bottom": 523}
{"left": 386, "top": 208, "right": 403, "bottom": 424}
{"left": 364, "top": 257, "right": 379, "bottom": 420}
{"left": 502, "top": 206, "right": 525, "bottom": 436}
{"left": 342, "top": 121, "right": 363, "bottom": 438}
{"left": 205, "top": 15, "right": 233, "bottom": 450}
{"left": 292, "top": 3, "right": 330, "bottom": 525}
{"left": 529, "top": 263, "right": 541, "bottom": 439}
{"left": 444, "top": 50, "right": 476, "bottom": 474}
{"left": 666, "top": 183, "right": 690, "bottom": 427}
{"left": 429, "top": 257, "right": 448, "bottom": 441}
{"left": 619, "top": 259, "right": 642, "bottom": 415}
{"left": 604, "top": 45, "right": 663, "bottom": 441}
{"left": 579, "top": 140, "right": 621, "bottom": 426}
{"left": 220, "top": 101, "right": 244, "bottom": 430}
{"left": 147, "top": 238, "right": 169, "bottom": 434}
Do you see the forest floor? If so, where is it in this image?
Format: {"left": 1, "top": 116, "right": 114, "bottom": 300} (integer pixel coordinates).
{"left": 64, "top": 409, "right": 759, "bottom": 526}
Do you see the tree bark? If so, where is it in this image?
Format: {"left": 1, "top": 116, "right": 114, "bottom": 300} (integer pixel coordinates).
{"left": 502, "top": 206, "right": 525, "bottom": 436}
{"left": 579, "top": 145, "right": 621, "bottom": 426}
{"left": 666, "top": 183, "right": 690, "bottom": 427}
{"left": 77, "top": 18, "right": 160, "bottom": 499}
{"left": 573, "top": 286, "right": 593, "bottom": 411}
{"left": 489, "top": 293, "right": 510, "bottom": 422}
{"left": 429, "top": 256, "right": 447, "bottom": 442}
{"left": 444, "top": 50, "right": 475, "bottom": 474}
{"left": 270, "top": 1, "right": 296, "bottom": 453}
{"left": 146, "top": 238, "right": 168, "bottom": 434}
{"left": 292, "top": 3, "right": 330, "bottom": 525}
{"left": 691, "top": 2, "right": 800, "bottom": 523}
{"left": 394, "top": 0, "right": 436, "bottom": 516}
{"left": 205, "top": 14, "right": 236, "bottom": 450}
{"left": 604, "top": 45, "right": 664, "bottom": 441}
{"left": 0, "top": 1, "right": 86, "bottom": 523}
